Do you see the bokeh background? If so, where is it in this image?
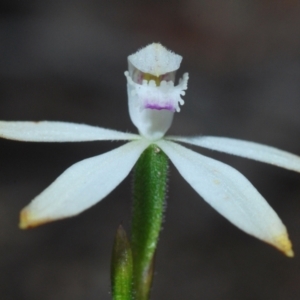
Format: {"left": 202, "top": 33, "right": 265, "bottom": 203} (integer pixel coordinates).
{"left": 1, "top": 1, "right": 300, "bottom": 299}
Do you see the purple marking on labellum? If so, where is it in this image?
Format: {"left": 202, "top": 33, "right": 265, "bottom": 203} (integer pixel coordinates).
{"left": 144, "top": 101, "right": 175, "bottom": 112}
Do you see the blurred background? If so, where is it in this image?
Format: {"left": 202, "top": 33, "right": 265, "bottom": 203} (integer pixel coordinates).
{"left": 1, "top": 1, "right": 300, "bottom": 299}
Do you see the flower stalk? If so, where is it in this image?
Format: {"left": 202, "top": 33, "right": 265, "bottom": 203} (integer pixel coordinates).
{"left": 130, "top": 144, "right": 169, "bottom": 299}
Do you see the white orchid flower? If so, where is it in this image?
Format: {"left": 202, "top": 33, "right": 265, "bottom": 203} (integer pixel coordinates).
{"left": 1, "top": 43, "right": 299, "bottom": 257}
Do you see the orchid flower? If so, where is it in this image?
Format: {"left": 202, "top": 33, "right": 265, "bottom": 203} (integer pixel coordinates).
{"left": 1, "top": 43, "right": 299, "bottom": 257}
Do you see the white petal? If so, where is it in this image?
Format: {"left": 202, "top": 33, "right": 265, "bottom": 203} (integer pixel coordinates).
{"left": 157, "top": 140, "right": 293, "bottom": 256}
{"left": 20, "top": 139, "right": 150, "bottom": 228}
{"left": 0, "top": 121, "right": 140, "bottom": 142}
{"left": 169, "top": 136, "right": 300, "bottom": 173}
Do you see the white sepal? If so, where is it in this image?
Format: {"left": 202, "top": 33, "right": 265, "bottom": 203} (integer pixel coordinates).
{"left": 156, "top": 140, "right": 293, "bottom": 256}
{"left": 20, "top": 139, "right": 150, "bottom": 228}
{"left": 0, "top": 121, "right": 140, "bottom": 142}
{"left": 170, "top": 136, "right": 300, "bottom": 173}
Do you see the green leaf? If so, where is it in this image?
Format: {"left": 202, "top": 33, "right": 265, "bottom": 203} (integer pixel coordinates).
{"left": 111, "top": 225, "right": 133, "bottom": 300}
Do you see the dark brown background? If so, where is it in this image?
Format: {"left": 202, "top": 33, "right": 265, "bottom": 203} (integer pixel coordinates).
{"left": 1, "top": 1, "right": 300, "bottom": 299}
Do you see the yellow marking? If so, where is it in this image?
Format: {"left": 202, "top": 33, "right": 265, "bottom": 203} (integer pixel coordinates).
{"left": 143, "top": 73, "right": 163, "bottom": 86}
{"left": 19, "top": 209, "right": 52, "bottom": 230}
{"left": 273, "top": 233, "right": 294, "bottom": 257}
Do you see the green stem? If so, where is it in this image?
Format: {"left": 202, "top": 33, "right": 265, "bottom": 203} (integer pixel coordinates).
{"left": 131, "top": 144, "right": 168, "bottom": 300}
